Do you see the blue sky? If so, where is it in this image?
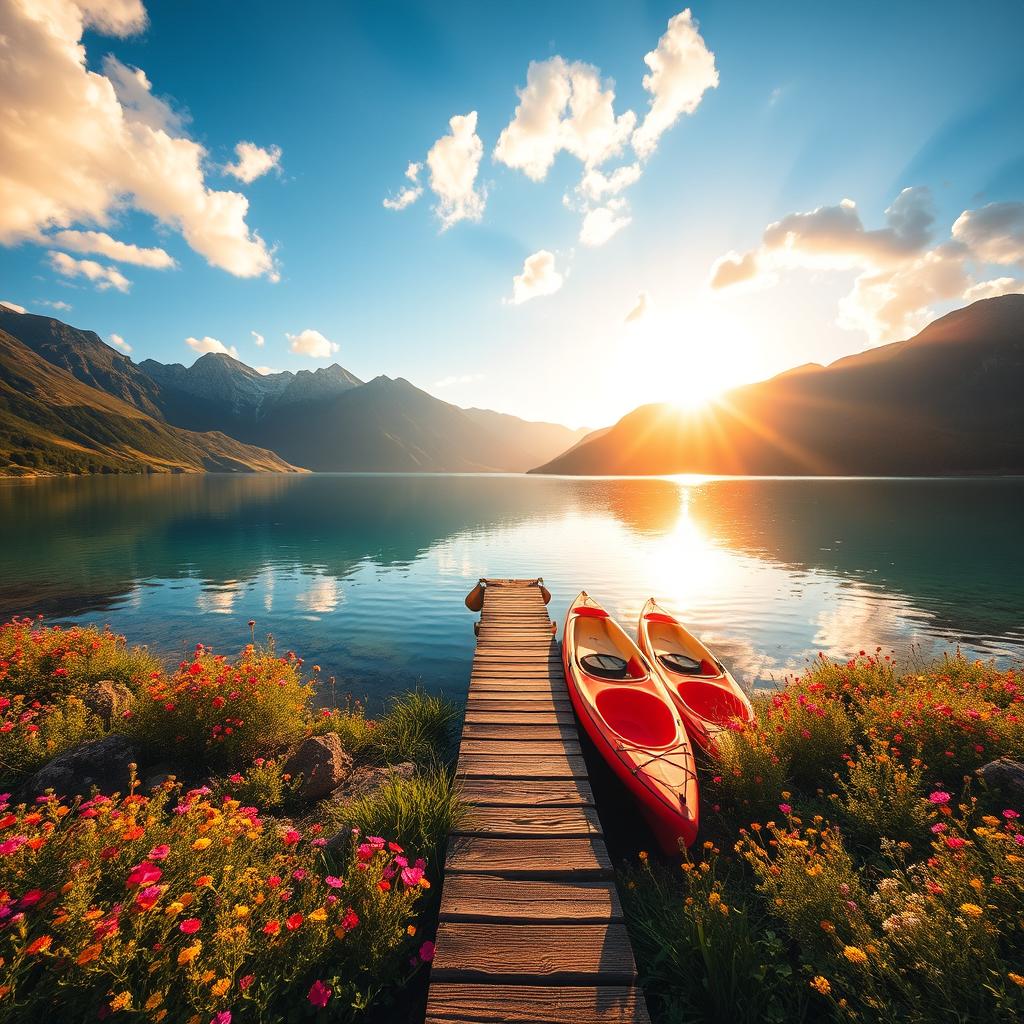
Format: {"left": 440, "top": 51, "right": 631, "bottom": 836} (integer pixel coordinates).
{"left": 2, "top": 0, "right": 1023, "bottom": 426}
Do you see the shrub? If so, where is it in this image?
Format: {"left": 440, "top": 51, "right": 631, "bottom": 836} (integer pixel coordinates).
{"left": 215, "top": 757, "right": 300, "bottom": 813}
{"left": 123, "top": 643, "right": 312, "bottom": 769}
{"left": 0, "top": 617, "right": 159, "bottom": 703}
{"left": 0, "top": 785, "right": 434, "bottom": 1021}
{"left": 0, "top": 696, "right": 102, "bottom": 789}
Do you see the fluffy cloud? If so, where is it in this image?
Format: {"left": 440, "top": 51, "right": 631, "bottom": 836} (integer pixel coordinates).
{"left": 287, "top": 329, "right": 338, "bottom": 358}
{"left": 951, "top": 201, "right": 1024, "bottom": 265}
{"left": 109, "top": 332, "right": 132, "bottom": 353}
{"left": 632, "top": 8, "right": 719, "bottom": 158}
{"left": 50, "top": 229, "right": 175, "bottom": 268}
{"left": 625, "top": 291, "right": 652, "bottom": 323}
{"left": 40, "top": 299, "right": 72, "bottom": 311}
{"left": 255, "top": 365, "right": 281, "bottom": 376}
{"left": 510, "top": 250, "right": 563, "bottom": 305}
{"left": 186, "top": 336, "right": 238, "bottom": 358}
{"left": 426, "top": 112, "right": 486, "bottom": 229}
{"left": 580, "top": 199, "right": 632, "bottom": 247}
{"left": 577, "top": 162, "right": 643, "bottom": 203}
{"left": 383, "top": 161, "right": 423, "bottom": 211}
{"left": 0, "top": 0, "right": 276, "bottom": 279}
{"left": 493, "top": 57, "right": 636, "bottom": 181}
{"left": 251, "top": 330, "right": 265, "bottom": 348}
{"left": 709, "top": 249, "right": 760, "bottom": 288}
{"left": 710, "top": 188, "right": 1024, "bottom": 343}
{"left": 1, "top": 300, "right": 27, "bottom": 314}
{"left": 49, "top": 251, "right": 131, "bottom": 292}
{"left": 225, "top": 141, "right": 282, "bottom": 184}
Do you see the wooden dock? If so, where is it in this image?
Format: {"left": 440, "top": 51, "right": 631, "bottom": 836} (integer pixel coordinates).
{"left": 425, "top": 579, "right": 650, "bottom": 1024}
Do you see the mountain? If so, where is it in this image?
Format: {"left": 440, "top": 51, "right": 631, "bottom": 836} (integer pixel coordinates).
{"left": 532, "top": 295, "right": 1024, "bottom": 476}
{"left": 460, "top": 408, "right": 591, "bottom": 471}
{"left": 0, "top": 324, "right": 299, "bottom": 476}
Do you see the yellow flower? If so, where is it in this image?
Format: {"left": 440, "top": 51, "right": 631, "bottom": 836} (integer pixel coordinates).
{"left": 308, "top": 907, "right": 328, "bottom": 923}
{"left": 843, "top": 945, "right": 868, "bottom": 964}
{"left": 810, "top": 976, "right": 831, "bottom": 996}
{"left": 407, "top": 925, "right": 417, "bottom": 937}
{"left": 969, "top": 878, "right": 983, "bottom": 892}
{"left": 959, "top": 902, "right": 983, "bottom": 918}
{"left": 1008, "top": 973, "right": 1024, "bottom": 987}
{"left": 638, "top": 850, "right": 648, "bottom": 861}
{"left": 177, "top": 941, "right": 202, "bottom": 965}
{"left": 165, "top": 901, "right": 185, "bottom": 916}
{"left": 211, "top": 978, "right": 231, "bottom": 998}
{"left": 192, "top": 838, "right": 212, "bottom": 851}
{"left": 234, "top": 905, "right": 250, "bottom": 919}
{"left": 110, "top": 992, "right": 132, "bottom": 1012}
{"left": 145, "top": 992, "right": 164, "bottom": 1011}
{"left": 982, "top": 815, "right": 1001, "bottom": 826}
{"left": 708, "top": 892, "right": 721, "bottom": 906}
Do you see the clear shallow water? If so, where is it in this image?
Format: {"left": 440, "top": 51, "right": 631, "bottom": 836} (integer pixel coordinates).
{"left": 2, "top": 474, "right": 1022, "bottom": 708}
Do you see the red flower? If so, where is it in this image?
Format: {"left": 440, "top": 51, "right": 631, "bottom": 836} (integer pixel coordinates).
{"left": 262, "top": 920, "right": 280, "bottom": 935}
{"left": 285, "top": 913, "right": 303, "bottom": 931}
{"left": 307, "top": 980, "right": 332, "bottom": 1008}
{"left": 179, "top": 918, "right": 202, "bottom": 934}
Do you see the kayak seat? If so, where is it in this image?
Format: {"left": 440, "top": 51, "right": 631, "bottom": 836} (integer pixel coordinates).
{"left": 659, "top": 652, "right": 702, "bottom": 674}
{"left": 596, "top": 687, "right": 677, "bottom": 747}
{"left": 580, "top": 653, "right": 629, "bottom": 679}
{"left": 677, "top": 681, "right": 750, "bottom": 725}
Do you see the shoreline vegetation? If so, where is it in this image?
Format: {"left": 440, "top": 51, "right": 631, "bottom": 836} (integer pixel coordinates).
{"left": 0, "top": 616, "right": 462, "bottom": 1022}
{"left": 1, "top": 618, "right": 1022, "bottom": 1023}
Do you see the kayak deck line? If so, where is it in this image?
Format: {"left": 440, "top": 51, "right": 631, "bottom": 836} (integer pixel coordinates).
{"left": 426, "top": 578, "right": 650, "bottom": 1023}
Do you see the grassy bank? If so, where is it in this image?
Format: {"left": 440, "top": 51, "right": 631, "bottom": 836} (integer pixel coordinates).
{"left": 0, "top": 617, "right": 463, "bottom": 1022}
{"left": 621, "top": 650, "right": 1024, "bottom": 1024}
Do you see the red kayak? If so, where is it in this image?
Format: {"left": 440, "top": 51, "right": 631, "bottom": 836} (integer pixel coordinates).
{"left": 637, "top": 598, "right": 755, "bottom": 756}
{"left": 562, "top": 592, "right": 698, "bottom": 852}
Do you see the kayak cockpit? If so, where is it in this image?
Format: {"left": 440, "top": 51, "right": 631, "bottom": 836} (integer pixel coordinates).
{"left": 595, "top": 687, "right": 678, "bottom": 747}
{"left": 675, "top": 680, "right": 750, "bottom": 726}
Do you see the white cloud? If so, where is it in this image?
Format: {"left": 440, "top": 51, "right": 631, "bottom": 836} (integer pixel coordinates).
{"left": 225, "top": 141, "right": 282, "bottom": 184}
{"left": 50, "top": 229, "right": 175, "bottom": 268}
{"left": 510, "top": 250, "right": 563, "bottom": 305}
{"left": 383, "top": 161, "right": 424, "bottom": 211}
{"left": 39, "top": 299, "right": 72, "bottom": 311}
{"left": 433, "top": 373, "right": 482, "bottom": 389}
{"left": 577, "top": 162, "right": 643, "bottom": 203}
{"left": 0, "top": 300, "right": 27, "bottom": 314}
{"left": 494, "top": 57, "right": 636, "bottom": 181}
{"left": 186, "top": 335, "right": 238, "bottom": 358}
{"left": 710, "top": 188, "right": 1024, "bottom": 345}
{"left": 49, "top": 251, "right": 131, "bottom": 292}
{"left": 962, "top": 276, "right": 1024, "bottom": 302}
{"left": 580, "top": 198, "right": 631, "bottom": 247}
{"left": 426, "top": 112, "right": 486, "bottom": 229}
{"left": 0, "top": 0, "right": 277, "bottom": 279}
{"left": 109, "top": 332, "right": 132, "bottom": 353}
{"left": 251, "top": 330, "right": 265, "bottom": 348}
{"left": 632, "top": 8, "right": 719, "bottom": 159}
{"left": 255, "top": 365, "right": 281, "bottom": 376}
{"left": 625, "top": 291, "right": 652, "bottom": 323}
{"left": 287, "top": 329, "right": 338, "bottom": 358}
{"left": 951, "top": 201, "right": 1024, "bottom": 265}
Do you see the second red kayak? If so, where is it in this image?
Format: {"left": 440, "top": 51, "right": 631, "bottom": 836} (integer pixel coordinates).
{"left": 562, "top": 592, "right": 698, "bottom": 852}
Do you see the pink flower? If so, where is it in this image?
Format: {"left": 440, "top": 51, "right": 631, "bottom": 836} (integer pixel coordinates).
{"left": 307, "top": 980, "right": 332, "bottom": 1009}
{"left": 945, "top": 837, "right": 966, "bottom": 850}
{"left": 324, "top": 876, "right": 344, "bottom": 889}
{"left": 211, "top": 1013, "right": 231, "bottom": 1024}
{"left": 419, "top": 940, "right": 435, "bottom": 962}
{"left": 147, "top": 844, "right": 170, "bottom": 861}
{"left": 779, "top": 803, "right": 792, "bottom": 815}
{"left": 928, "top": 791, "right": 951, "bottom": 805}
{"left": 180, "top": 918, "right": 202, "bottom": 934}
{"left": 930, "top": 822, "right": 948, "bottom": 834}
{"left": 1004, "top": 809, "right": 1021, "bottom": 820}
{"left": 401, "top": 866, "right": 424, "bottom": 887}
{"left": 282, "top": 829, "right": 301, "bottom": 845}
{"left": 125, "top": 861, "right": 162, "bottom": 888}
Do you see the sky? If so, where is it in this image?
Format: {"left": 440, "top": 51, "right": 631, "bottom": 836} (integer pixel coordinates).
{"left": 1, "top": 0, "right": 1023, "bottom": 429}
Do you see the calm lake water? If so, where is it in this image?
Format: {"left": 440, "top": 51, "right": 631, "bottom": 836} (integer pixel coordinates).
{"left": 2, "top": 474, "right": 1022, "bottom": 707}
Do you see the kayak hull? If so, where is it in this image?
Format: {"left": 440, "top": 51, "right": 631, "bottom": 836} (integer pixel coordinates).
{"left": 562, "top": 593, "right": 699, "bottom": 852}
{"left": 637, "top": 599, "right": 755, "bottom": 757}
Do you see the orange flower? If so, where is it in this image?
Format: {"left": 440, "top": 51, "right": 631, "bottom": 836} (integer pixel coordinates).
{"left": 195, "top": 875, "right": 213, "bottom": 887}
{"left": 76, "top": 943, "right": 103, "bottom": 965}
{"left": 25, "top": 935, "right": 52, "bottom": 956}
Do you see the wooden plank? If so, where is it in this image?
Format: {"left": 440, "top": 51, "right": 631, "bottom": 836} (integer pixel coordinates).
{"left": 438, "top": 874, "right": 619, "bottom": 921}
{"left": 458, "top": 778, "right": 594, "bottom": 807}
{"left": 458, "top": 738, "right": 582, "bottom": 755}
{"left": 431, "top": 923, "right": 635, "bottom": 984}
{"left": 457, "top": 753, "right": 588, "bottom": 779}
{"left": 425, "top": 984, "right": 649, "bottom": 1024}
{"left": 445, "top": 836, "right": 611, "bottom": 877}
{"left": 464, "top": 711, "right": 576, "bottom": 726}
{"left": 460, "top": 723, "right": 579, "bottom": 741}
{"left": 468, "top": 683, "right": 567, "bottom": 696}
{"left": 465, "top": 699, "right": 571, "bottom": 713}
{"left": 455, "top": 806, "right": 601, "bottom": 838}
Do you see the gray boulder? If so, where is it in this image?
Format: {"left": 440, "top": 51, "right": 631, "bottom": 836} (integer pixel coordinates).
{"left": 978, "top": 758, "right": 1024, "bottom": 804}
{"left": 28, "top": 735, "right": 138, "bottom": 799}
{"left": 284, "top": 734, "right": 352, "bottom": 801}
{"left": 83, "top": 680, "right": 135, "bottom": 727}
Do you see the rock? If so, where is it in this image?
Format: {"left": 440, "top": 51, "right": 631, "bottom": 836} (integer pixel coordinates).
{"left": 83, "top": 680, "right": 135, "bottom": 727}
{"left": 27, "top": 735, "right": 138, "bottom": 799}
{"left": 284, "top": 734, "right": 353, "bottom": 801}
{"left": 324, "top": 762, "right": 416, "bottom": 850}
{"left": 977, "top": 758, "right": 1024, "bottom": 803}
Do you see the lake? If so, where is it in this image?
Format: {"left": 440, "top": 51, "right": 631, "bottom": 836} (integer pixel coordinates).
{"left": 2, "top": 474, "right": 1022, "bottom": 708}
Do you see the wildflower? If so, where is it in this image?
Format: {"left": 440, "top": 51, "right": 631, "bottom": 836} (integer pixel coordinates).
{"left": 307, "top": 980, "right": 332, "bottom": 1008}
{"left": 148, "top": 844, "right": 171, "bottom": 861}
{"left": 110, "top": 993, "right": 132, "bottom": 1012}
{"left": 810, "top": 976, "right": 831, "bottom": 996}
{"left": 928, "top": 791, "right": 951, "bottom": 805}
{"left": 945, "top": 837, "right": 967, "bottom": 850}
{"left": 177, "top": 941, "right": 202, "bottom": 965}
{"left": 125, "top": 861, "right": 162, "bottom": 888}
{"left": 192, "top": 838, "right": 212, "bottom": 851}
{"left": 419, "top": 940, "right": 435, "bottom": 962}
{"left": 25, "top": 934, "right": 52, "bottom": 955}
{"left": 842, "top": 945, "right": 868, "bottom": 964}
{"left": 1009, "top": 973, "right": 1024, "bottom": 987}
{"left": 77, "top": 942, "right": 103, "bottom": 964}
{"left": 959, "top": 902, "right": 983, "bottom": 918}
{"left": 263, "top": 920, "right": 280, "bottom": 935}
{"left": 930, "top": 822, "right": 948, "bottom": 834}
{"left": 324, "top": 876, "right": 344, "bottom": 889}
{"left": 212, "top": 1012, "right": 231, "bottom": 1024}
{"left": 282, "top": 828, "right": 301, "bottom": 845}
{"left": 1005, "top": 809, "right": 1021, "bottom": 820}
{"left": 308, "top": 907, "right": 328, "bottom": 923}
{"left": 180, "top": 918, "right": 202, "bottom": 934}
{"left": 211, "top": 978, "right": 231, "bottom": 998}
{"left": 285, "top": 912, "right": 303, "bottom": 931}
{"left": 779, "top": 803, "right": 792, "bottom": 814}
{"left": 239, "top": 975, "right": 255, "bottom": 991}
